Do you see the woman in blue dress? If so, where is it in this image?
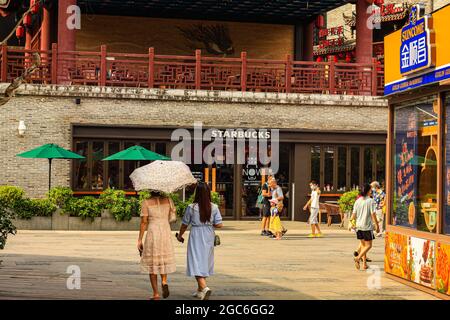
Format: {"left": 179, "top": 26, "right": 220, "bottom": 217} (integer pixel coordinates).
{"left": 176, "top": 182, "right": 223, "bottom": 300}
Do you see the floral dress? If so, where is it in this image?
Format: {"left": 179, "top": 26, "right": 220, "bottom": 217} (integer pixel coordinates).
{"left": 140, "top": 197, "right": 177, "bottom": 274}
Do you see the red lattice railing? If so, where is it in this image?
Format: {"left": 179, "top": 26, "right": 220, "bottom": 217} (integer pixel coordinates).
{"left": 0, "top": 44, "right": 385, "bottom": 96}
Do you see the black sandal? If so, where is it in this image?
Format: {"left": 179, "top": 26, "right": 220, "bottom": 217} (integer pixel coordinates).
{"left": 162, "top": 284, "right": 170, "bottom": 299}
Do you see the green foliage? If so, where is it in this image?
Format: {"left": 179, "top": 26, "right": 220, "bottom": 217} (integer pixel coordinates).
{"left": 0, "top": 185, "right": 24, "bottom": 211}
{"left": 138, "top": 190, "right": 151, "bottom": 202}
{"left": 47, "top": 187, "right": 73, "bottom": 209}
{"left": 99, "top": 189, "right": 137, "bottom": 221}
{"left": 211, "top": 191, "right": 220, "bottom": 206}
{"left": 169, "top": 192, "right": 219, "bottom": 218}
{"left": 0, "top": 207, "right": 16, "bottom": 250}
{"left": 169, "top": 193, "right": 190, "bottom": 217}
{"left": 65, "top": 196, "right": 101, "bottom": 220}
{"left": 338, "top": 190, "right": 360, "bottom": 214}
{"left": 15, "top": 198, "right": 56, "bottom": 220}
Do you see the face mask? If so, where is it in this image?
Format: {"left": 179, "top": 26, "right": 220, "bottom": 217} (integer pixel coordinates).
{"left": 372, "top": 188, "right": 377, "bottom": 194}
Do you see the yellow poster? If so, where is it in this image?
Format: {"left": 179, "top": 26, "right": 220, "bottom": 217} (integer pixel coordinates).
{"left": 436, "top": 242, "right": 450, "bottom": 295}
{"left": 385, "top": 232, "right": 409, "bottom": 280}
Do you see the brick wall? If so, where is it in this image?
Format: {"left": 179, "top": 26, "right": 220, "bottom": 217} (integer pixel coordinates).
{"left": 0, "top": 84, "right": 388, "bottom": 198}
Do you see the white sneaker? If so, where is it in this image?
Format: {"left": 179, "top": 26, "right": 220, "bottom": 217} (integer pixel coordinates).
{"left": 198, "top": 287, "right": 212, "bottom": 300}
{"left": 192, "top": 290, "right": 201, "bottom": 298}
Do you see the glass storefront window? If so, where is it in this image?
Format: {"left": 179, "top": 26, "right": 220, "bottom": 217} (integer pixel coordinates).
{"left": 123, "top": 142, "right": 137, "bottom": 190}
{"left": 337, "top": 146, "right": 347, "bottom": 191}
{"left": 375, "top": 146, "right": 386, "bottom": 188}
{"left": 324, "top": 146, "right": 334, "bottom": 192}
{"left": 311, "top": 145, "right": 384, "bottom": 192}
{"left": 311, "top": 146, "right": 320, "bottom": 184}
{"left": 363, "top": 147, "right": 373, "bottom": 185}
{"left": 350, "top": 147, "right": 360, "bottom": 190}
{"left": 92, "top": 142, "right": 105, "bottom": 190}
{"left": 392, "top": 96, "right": 438, "bottom": 233}
{"left": 107, "top": 142, "right": 120, "bottom": 189}
{"left": 74, "top": 141, "right": 88, "bottom": 190}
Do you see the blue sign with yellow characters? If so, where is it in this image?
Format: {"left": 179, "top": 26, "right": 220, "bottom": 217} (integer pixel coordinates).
{"left": 400, "top": 5, "right": 433, "bottom": 75}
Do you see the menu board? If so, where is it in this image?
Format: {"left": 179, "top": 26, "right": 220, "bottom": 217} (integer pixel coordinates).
{"left": 436, "top": 242, "right": 450, "bottom": 295}
{"left": 384, "top": 232, "right": 409, "bottom": 280}
{"left": 393, "top": 108, "right": 418, "bottom": 228}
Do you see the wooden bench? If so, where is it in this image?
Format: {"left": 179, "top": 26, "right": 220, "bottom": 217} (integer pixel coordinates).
{"left": 324, "top": 203, "right": 345, "bottom": 227}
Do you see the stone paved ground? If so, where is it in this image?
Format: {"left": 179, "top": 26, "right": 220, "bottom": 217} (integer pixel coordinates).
{"left": 0, "top": 222, "right": 437, "bottom": 300}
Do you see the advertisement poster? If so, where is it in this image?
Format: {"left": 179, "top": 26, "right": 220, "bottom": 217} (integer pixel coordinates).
{"left": 436, "top": 242, "right": 450, "bottom": 295}
{"left": 408, "top": 237, "right": 435, "bottom": 288}
{"left": 393, "top": 108, "right": 418, "bottom": 228}
{"left": 445, "top": 103, "right": 450, "bottom": 235}
{"left": 384, "top": 232, "right": 409, "bottom": 280}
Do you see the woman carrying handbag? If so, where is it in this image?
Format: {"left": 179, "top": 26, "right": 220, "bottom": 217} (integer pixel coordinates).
{"left": 176, "top": 182, "right": 223, "bottom": 300}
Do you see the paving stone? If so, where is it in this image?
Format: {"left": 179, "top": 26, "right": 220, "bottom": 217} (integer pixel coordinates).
{"left": 0, "top": 222, "right": 438, "bottom": 300}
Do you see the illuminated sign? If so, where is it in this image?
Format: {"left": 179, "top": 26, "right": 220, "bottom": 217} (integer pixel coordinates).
{"left": 400, "top": 5, "right": 434, "bottom": 75}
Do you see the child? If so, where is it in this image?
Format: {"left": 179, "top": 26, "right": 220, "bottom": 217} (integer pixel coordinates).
{"left": 269, "top": 199, "right": 283, "bottom": 240}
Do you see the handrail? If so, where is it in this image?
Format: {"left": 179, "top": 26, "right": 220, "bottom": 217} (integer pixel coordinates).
{"left": 0, "top": 43, "right": 385, "bottom": 96}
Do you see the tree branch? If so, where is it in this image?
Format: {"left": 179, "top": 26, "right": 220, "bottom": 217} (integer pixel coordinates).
{"left": 0, "top": 52, "right": 41, "bottom": 107}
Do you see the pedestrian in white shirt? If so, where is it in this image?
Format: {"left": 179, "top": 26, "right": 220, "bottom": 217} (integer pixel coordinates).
{"left": 303, "top": 180, "right": 323, "bottom": 238}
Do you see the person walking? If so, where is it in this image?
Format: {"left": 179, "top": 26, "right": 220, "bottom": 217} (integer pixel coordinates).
{"left": 269, "top": 177, "right": 287, "bottom": 237}
{"left": 138, "top": 191, "right": 177, "bottom": 300}
{"left": 351, "top": 184, "right": 380, "bottom": 270}
{"left": 260, "top": 176, "right": 274, "bottom": 236}
{"left": 177, "top": 182, "right": 223, "bottom": 300}
{"left": 370, "top": 181, "right": 386, "bottom": 237}
{"left": 303, "top": 180, "right": 323, "bottom": 237}
{"left": 269, "top": 199, "right": 283, "bottom": 240}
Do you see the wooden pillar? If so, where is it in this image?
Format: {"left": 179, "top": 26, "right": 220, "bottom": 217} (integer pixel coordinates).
{"left": 40, "top": 5, "right": 51, "bottom": 52}
{"left": 57, "top": 0, "right": 76, "bottom": 52}
{"left": 293, "top": 144, "right": 311, "bottom": 222}
{"left": 355, "top": 0, "right": 373, "bottom": 64}
{"left": 303, "top": 20, "right": 314, "bottom": 61}
{"left": 57, "top": 0, "right": 77, "bottom": 83}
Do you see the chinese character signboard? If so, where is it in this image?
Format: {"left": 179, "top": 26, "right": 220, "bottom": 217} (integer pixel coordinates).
{"left": 384, "top": 3, "right": 447, "bottom": 95}
{"left": 400, "top": 5, "right": 434, "bottom": 75}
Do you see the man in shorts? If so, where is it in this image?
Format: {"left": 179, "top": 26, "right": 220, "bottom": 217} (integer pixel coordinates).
{"left": 303, "top": 180, "right": 323, "bottom": 237}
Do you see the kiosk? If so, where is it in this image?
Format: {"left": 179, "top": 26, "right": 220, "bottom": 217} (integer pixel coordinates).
{"left": 384, "top": 4, "right": 450, "bottom": 299}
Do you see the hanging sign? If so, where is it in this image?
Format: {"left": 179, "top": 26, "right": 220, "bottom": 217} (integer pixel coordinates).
{"left": 400, "top": 5, "right": 434, "bottom": 75}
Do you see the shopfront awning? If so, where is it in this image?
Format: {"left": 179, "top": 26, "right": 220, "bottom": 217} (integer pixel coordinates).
{"left": 77, "top": 0, "right": 350, "bottom": 24}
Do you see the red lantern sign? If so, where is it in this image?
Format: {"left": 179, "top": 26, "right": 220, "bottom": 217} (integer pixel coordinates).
{"left": 345, "top": 52, "right": 352, "bottom": 63}
{"left": 30, "top": 0, "right": 39, "bottom": 14}
{"left": 16, "top": 25, "right": 25, "bottom": 38}
{"left": 316, "top": 56, "right": 323, "bottom": 63}
{"left": 315, "top": 15, "right": 325, "bottom": 29}
{"left": 23, "top": 13, "right": 31, "bottom": 27}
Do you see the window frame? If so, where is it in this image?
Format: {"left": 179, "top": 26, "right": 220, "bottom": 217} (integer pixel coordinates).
{"left": 310, "top": 144, "right": 385, "bottom": 193}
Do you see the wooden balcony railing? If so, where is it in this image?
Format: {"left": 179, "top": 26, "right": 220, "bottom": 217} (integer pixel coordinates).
{"left": 0, "top": 43, "right": 385, "bottom": 96}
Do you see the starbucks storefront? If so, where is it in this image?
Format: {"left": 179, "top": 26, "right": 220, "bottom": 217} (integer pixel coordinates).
{"left": 71, "top": 125, "right": 386, "bottom": 221}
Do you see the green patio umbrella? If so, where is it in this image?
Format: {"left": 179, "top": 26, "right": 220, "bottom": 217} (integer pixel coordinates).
{"left": 16, "top": 143, "right": 85, "bottom": 191}
{"left": 102, "top": 145, "right": 170, "bottom": 161}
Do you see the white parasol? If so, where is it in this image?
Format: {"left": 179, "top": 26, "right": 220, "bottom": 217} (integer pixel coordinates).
{"left": 129, "top": 160, "right": 197, "bottom": 193}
